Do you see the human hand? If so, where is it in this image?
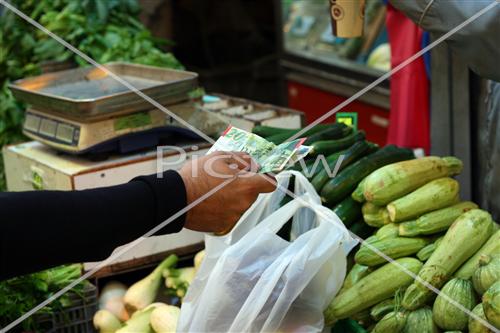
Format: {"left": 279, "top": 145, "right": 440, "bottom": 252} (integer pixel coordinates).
{"left": 178, "top": 151, "right": 276, "bottom": 234}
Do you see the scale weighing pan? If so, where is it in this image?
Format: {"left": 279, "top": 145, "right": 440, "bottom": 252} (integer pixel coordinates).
{"left": 9, "top": 62, "right": 198, "bottom": 122}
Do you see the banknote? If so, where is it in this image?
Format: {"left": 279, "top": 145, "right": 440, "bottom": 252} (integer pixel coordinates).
{"left": 207, "top": 126, "right": 311, "bottom": 173}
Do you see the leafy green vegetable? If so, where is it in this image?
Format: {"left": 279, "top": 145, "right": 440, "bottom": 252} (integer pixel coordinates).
{"left": 0, "top": 264, "right": 88, "bottom": 330}
{"left": 0, "top": 0, "right": 183, "bottom": 190}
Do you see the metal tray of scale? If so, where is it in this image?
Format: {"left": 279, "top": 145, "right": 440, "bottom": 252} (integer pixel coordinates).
{"left": 9, "top": 62, "right": 198, "bottom": 122}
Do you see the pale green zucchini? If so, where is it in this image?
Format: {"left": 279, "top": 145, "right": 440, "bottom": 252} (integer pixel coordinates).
{"left": 371, "top": 298, "right": 395, "bottom": 321}
{"left": 375, "top": 223, "right": 400, "bottom": 240}
{"left": 337, "top": 263, "right": 374, "bottom": 295}
{"left": 402, "top": 209, "right": 493, "bottom": 310}
{"left": 398, "top": 201, "right": 478, "bottom": 237}
{"left": 403, "top": 307, "right": 439, "bottom": 333}
{"left": 324, "top": 257, "right": 423, "bottom": 325}
{"left": 387, "top": 177, "right": 460, "bottom": 223}
{"left": 372, "top": 311, "right": 408, "bottom": 333}
{"left": 433, "top": 278, "right": 476, "bottom": 331}
{"left": 363, "top": 203, "right": 392, "bottom": 227}
{"left": 416, "top": 237, "right": 443, "bottom": 261}
{"left": 355, "top": 237, "right": 429, "bottom": 266}
{"left": 455, "top": 229, "right": 500, "bottom": 279}
{"left": 363, "top": 156, "right": 463, "bottom": 205}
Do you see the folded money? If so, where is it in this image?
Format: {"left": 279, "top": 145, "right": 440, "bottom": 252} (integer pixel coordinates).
{"left": 207, "top": 126, "right": 311, "bottom": 173}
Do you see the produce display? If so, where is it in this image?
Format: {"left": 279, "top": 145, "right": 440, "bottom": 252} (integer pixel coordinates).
{"left": 0, "top": 264, "right": 89, "bottom": 330}
{"left": 0, "top": 0, "right": 183, "bottom": 191}
{"left": 311, "top": 152, "right": 500, "bottom": 333}
{"left": 93, "top": 251, "right": 204, "bottom": 333}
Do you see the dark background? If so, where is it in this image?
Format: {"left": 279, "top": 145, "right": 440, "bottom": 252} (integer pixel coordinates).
{"left": 140, "top": 0, "right": 283, "bottom": 105}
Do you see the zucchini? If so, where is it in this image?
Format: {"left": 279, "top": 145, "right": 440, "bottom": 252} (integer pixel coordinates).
{"left": 473, "top": 254, "right": 500, "bottom": 295}
{"left": 311, "top": 140, "right": 376, "bottom": 192}
{"left": 468, "top": 303, "right": 493, "bottom": 333}
{"left": 303, "top": 123, "right": 352, "bottom": 145}
{"left": 265, "top": 123, "right": 334, "bottom": 144}
{"left": 362, "top": 202, "right": 391, "bottom": 227}
{"left": 324, "top": 257, "right": 423, "bottom": 325}
{"left": 306, "top": 150, "right": 346, "bottom": 179}
{"left": 332, "top": 196, "right": 362, "bottom": 227}
{"left": 321, "top": 145, "right": 415, "bottom": 206}
{"left": 402, "top": 209, "right": 493, "bottom": 310}
{"left": 375, "top": 223, "right": 400, "bottom": 240}
{"left": 372, "top": 311, "right": 408, "bottom": 333}
{"left": 483, "top": 280, "right": 500, "bottom": 329}
{"left": 433, "top": 278, "right": 477, "bottom": 331}
{"left": 309, "top": 131, "right": 366, "bottom": 157}
{"left": 416, "top": 237, "right": 443, "bottom": 261}
{"left": 398, "top": 201, "right": 478, "bottom": 237}
{"left": 371, "top": 298, "right": 395, "bottom": 321}
{"left": 403, "top": 306, "right": 438, "bottom": 333}
{"left": 455, "top": 229, "right": 500, "bottom": 279}
{"left": 355, "top": 237, "right": 429, "bottom": 266}
{"left": 251, "top": 125, "right": 296, "bottom": 138}
{"left": 363, "top": 156, "right": 463, "bottom": 205}
{"left": 349, "top": 221, "right": 375, "bottom": 239}
{"left": 387, "top": 177, "right": 460, "bottom": 223}
{"left": 338, "top": 264, "right": 374, "bottom": 295}
{"left": 331, "top": 318, "right": 368, "bottom": 333}
{"left": 352, "top": 178, "right": 367, "bottom": 203}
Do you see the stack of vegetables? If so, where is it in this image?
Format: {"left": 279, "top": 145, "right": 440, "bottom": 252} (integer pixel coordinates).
{"left": 94, "top": 250, "right": 205, "bottom": 333}
{"left": 0, "top": 0, "right": 183, "bottom": 191}
{"left": 252, "top": 123, "right": 415, "bottom": 237}
{"left": 322, "top": 156, "right": 500, "bottom": 333}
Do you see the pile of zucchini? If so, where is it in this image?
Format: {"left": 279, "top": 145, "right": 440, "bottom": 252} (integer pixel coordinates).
{"left": 252, "top": 123, "right": 415, "bottom": 237}
{"left": 323, "top": 156, "right": 500, "bottom": 333}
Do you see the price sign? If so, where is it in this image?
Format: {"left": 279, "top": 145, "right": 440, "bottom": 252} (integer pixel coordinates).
{"left": 336, "top": 112, "right": 358, "bottom": 131}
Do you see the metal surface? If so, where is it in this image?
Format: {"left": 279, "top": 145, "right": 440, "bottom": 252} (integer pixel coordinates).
{"left": 9, "top": 62, "right": 198, "bottom": 121}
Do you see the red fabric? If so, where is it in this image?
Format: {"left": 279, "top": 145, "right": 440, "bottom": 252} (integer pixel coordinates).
{"left": 386, "top": 4, "right": 430, "bottom": 153}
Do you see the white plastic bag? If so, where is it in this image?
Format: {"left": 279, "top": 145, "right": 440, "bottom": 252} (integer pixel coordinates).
{"left": 177, "top": 171, "right": 357, "bottom": 332}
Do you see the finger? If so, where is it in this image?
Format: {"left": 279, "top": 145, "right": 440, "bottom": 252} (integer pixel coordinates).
{"left": 239, "top": 172, "right": 277, "bottom": 193}
{"left": 226, "top": 152, "right": 256, "bottom": 171}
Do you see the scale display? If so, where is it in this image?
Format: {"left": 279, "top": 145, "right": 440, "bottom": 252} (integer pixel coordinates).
{"left": 23, "top": 108, "right": 170, "bottom": 154}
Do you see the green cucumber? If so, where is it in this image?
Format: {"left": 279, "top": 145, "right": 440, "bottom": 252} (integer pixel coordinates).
{"left": 399, "top": 201, "right": 478, "bottom": 237}
{"left": 309, "top": 131, "right": 365, "bottom": 157}
{"left": 355, "top": 237, "right": 430, "bottom": 266}
{"left": 332, "top": 196, "right": 362, "bottom": 227}
{"left": 324, "top": 257, "right": 423, "bottom": 325}
{"left": 387, "top": 177, "right": 461, "bottom": 223}
{"left": 303, "top": 150, "right": 346, "bottom": 180}
{"left": 311, "top": 141, "right": 377, "bottom": 192}
{"left": 349, "top": 221, "right": 375, "bottom": 239}
{"left": 402, "top": 209, "right": 493, "bottom": 310}
{"left": 303, "top": 123, "right": 352, "bottom": 145}
{"left": 251, "top": 125, "right": 296, "bottom": 138}
{"left": 265, "top": 123, "right": 337, "bottom": 144}
{"left": 321, "top": 145, "right": 415, "bottom": 206}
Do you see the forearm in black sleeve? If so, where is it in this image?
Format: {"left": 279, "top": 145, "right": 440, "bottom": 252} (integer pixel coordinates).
{"left": 0, "top": 170, "right": 187, "bottom": 281}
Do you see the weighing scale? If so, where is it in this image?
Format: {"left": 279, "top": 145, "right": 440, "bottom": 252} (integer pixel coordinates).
{"left": 10, "top": 62, "right": 202, "bottom": 154}
{"left": 21, "top": 107, "right": 203, "bottom": 154}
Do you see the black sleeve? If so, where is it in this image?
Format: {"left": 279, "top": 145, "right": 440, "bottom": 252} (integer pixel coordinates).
{"left": 0, "top": 170, "right": 187, "bottom": 281}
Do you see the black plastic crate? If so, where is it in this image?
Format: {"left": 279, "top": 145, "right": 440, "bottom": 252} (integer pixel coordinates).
{"left": 33, "top": 284, "right": 98, "bottom": 333}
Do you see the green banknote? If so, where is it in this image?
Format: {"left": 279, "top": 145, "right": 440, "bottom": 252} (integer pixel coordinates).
{"left": 207, "top": 126, "right": 311, "bottom": 173}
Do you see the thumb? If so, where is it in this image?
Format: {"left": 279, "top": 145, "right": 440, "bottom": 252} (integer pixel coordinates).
{"left": 239, "top": 172, "right": 277, "bottom": 193}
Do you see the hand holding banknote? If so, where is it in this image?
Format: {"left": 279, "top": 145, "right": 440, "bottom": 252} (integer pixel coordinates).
{"left": 179, "top": 151, "right": 276, "bottom": 234}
